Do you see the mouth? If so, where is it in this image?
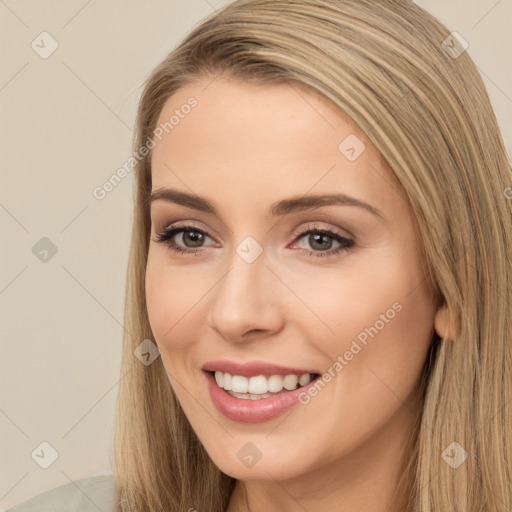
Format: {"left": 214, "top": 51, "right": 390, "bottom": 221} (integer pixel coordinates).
{"left": 207, "top": 370, "right": 322, "bottom": 400}
{"left": 203, "top": 369, "right": 323, "bottom": 422}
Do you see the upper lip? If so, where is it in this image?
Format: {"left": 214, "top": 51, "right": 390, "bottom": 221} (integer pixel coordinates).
{"left": 202, "top": 360, "right": 320, "bottom": 378}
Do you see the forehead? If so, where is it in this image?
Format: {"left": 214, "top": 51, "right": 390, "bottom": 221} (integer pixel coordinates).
{"left": 150, "top": 77, "right": 401, "bottom": 217}
{"left": 153, "top": 76, "right": 366, "bottom": 159}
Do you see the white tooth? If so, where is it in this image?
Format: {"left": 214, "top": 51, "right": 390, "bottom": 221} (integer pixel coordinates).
{"left": 229, "top": 391, "right": 273, "bottom": 400}
{"left": 223, "top": 373, "right": 232, "bottom": 391}
{"left": 231, "top": 375, "right": 249, "bottom": 393}
{"left": 228, "top": 391, "right": 248, "bottom": 399}
{"left": 299, "top": 373, "right": 311, "bottom": 387}
{"left": 283, "top": 374, "right": 299, "bottom": 390}
{"left": 267, "top": 375, "right": 284, "bottom": 393}
{"left": 248, "top": 375, "right": 268, "bottom": 394}
{"left": 219, "top": 372, "right": 311, "bottom": 394}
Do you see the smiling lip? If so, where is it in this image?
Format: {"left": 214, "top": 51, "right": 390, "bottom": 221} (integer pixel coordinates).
{"left": 202, "top": 362, "right": 322, "bottom": 423}
{"left": 201, "top": 360, "right": 319, "bottom": 377}
{"left": 203, "top": 371, "right": 320, "bottom": 423}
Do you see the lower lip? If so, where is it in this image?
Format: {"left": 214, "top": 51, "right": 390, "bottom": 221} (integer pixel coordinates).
{"left": 203, "top": 370, "right": 319, "bottom": 423}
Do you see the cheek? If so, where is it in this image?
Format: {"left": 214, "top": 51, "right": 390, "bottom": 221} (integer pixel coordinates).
{"left": 276, "top": 256, "right": 435, "bottom": 459}
{"left": 145, "top": 255, "right": 168, "bottom": 341}
{"left": 289, "top": 249, "right": 435, "bottom": 392}
{"left": 145, "top": 253, "right": 195, "bottom": 352}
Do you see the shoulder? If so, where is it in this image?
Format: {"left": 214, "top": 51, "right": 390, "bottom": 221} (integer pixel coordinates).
{"left": 5, "top": 473, "right": 117, "bottom": 512}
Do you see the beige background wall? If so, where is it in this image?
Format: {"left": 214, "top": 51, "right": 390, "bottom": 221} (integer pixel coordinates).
{"left": 1, "top": 0, "right": 510, "bottom": 509}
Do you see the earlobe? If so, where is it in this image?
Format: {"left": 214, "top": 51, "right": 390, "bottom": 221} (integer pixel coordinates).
{"left": 434, "top": 304, "right": 459, "bottom": 341}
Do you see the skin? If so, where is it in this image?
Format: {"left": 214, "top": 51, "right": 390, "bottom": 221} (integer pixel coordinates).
{"left": 145, "top": 75, "right": 452, "bottom": 512}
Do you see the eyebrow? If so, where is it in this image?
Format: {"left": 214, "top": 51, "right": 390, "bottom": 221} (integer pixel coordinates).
{"left": 149, "top": 188, "right": 384, "bottom": 219}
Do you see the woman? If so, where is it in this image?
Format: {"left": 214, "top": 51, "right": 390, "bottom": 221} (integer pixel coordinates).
{"left": 113, "top": 0, "right": 512, "bottom": 511}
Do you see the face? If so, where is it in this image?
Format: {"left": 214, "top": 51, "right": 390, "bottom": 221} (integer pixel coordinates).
{"left": 145, "top": 76, "right": 441, "bottom": 483}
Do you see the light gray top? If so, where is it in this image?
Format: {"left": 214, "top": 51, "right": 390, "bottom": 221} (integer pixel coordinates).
{"left": 5, "top": 474, "right": 117, "bottom": 512}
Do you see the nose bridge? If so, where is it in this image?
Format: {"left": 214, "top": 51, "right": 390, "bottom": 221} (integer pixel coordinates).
{"left": 207, "top": 239, "right": 282, "bottom": 341}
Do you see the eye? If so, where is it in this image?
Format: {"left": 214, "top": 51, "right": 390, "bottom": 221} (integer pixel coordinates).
{"left": 291, "top": 223, "right": 355, "bottom": 258}
{"left": 153, "top": 224, "right": 216, "bottom": 256}
{"left": 153, "top": 222, "right": 356, "bottom": 259}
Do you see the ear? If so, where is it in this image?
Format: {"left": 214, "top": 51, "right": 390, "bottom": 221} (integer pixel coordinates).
{"left": 434, "top": 303, "right": 459, "bottom": 341}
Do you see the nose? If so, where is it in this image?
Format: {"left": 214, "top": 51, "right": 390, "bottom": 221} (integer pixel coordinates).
{"left": 206, "top": 247, "right": 285, "bottom": 343}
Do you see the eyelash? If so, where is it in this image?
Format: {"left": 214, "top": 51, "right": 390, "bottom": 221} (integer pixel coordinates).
{"left": 153, "top": 222, "right": 355, "bottom": 259}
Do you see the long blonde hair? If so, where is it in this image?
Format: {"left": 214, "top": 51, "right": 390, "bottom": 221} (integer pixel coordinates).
{"left": 112, "top": 1, "right": 512, "bottom": 510}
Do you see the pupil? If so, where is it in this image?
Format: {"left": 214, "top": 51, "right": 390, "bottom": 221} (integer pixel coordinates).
{"left": 184, "top": 230, "right": 203, "bottom": 247}
{"left": 310, "top": 233, "right": 332, "bottom": 251}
